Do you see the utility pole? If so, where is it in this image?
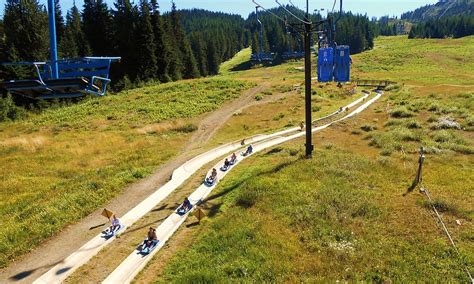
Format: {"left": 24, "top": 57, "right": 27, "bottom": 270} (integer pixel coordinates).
{"left": 304, "top": 0, "right": 313, "bottom": 158}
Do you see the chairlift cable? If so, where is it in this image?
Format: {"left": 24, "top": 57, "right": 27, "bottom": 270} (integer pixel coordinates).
{"left": 439, "top": 0, "right": 456, "bottom": 19}
{"left": 289, "top": 0, "right": 298, "bottom": 9}
{"left": 252, "top": 0, "right": 288, "bottom": 24}
{"left": 275, "top": 0, "right": 312, "bottom": 24}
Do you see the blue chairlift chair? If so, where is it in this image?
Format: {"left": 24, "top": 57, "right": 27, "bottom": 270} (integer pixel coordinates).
{"left": 282, "top": 51, "right": 305, "bottom": 60}
{"left": 282, "top": 24, "right": 304, "bottom": 60}
{"left": 1, "top": 57, "right": 120, "bottom": 99}
{"left": 250, "top": 6, "right": 275, "bottom": 63}
{"left": 0, "top": 0, "right": 120, "bottom": 99}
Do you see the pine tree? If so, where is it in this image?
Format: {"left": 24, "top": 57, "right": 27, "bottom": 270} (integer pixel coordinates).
{"left": 3, "top": 0, "right": 49, "bottom": 60}
{"left": 113, "top": 0, "right": 138, "bottom": 80}
{"left": 60, "top": 4, "right": 91, "bottom": 57}
{"left": 207, "top": 40, "right": 219, "bottom": 75}
{"left": 54, "top": 0, "right": 65, "bottom": 44}
{"left": 168, "top": 2, "right": 199, "bottom": 79}
{"left": 82, "top": 0, "right": 113, "bottom": 55}
{"left": 150, "top": 0, "right": 171, "bottom": 82}
{"left": 163, "top": 18, "right": 182, "bottom": 81}
{"left": 189, "top": 32, "right": 208, "bottom": 76}
{"left": 135, "top": 0, "right": 157, "bottom": 81}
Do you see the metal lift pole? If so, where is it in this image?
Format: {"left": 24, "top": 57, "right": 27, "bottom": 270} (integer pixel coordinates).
{"left": 47, "top": 0, "right": 59, "bottom": 79}
{"left": 304, "top": 0, "right": 313, "bottom": 158}
{"left": 256, "top": 6, "right": 264, "bottom": 60}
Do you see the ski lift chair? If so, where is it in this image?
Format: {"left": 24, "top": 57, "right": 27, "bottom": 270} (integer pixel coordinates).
{"left": 282, "top": 51, "right": 305, "bottom": 60}
{"left": 0, "top": 57, "right": 120, "bottom": 99}
{"left": 250, "top": 52, "right": 275, "bottom": 62}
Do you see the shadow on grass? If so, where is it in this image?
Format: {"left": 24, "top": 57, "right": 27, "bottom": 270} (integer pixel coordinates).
{"left": 186, "top": 221, "right": 200, "bottom": 228}
{"left": 118, "top": 217, "right": 167, "bottom": 237}
{"left": 151, "top": 203, "right": 169, "bottom": 212}
{"left": 230, "top": 60, "right": 252, "bottom": 72}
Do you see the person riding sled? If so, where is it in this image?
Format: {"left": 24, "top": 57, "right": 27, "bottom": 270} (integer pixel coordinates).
{"left": 178, "top": 197, "right": 193, "bottom": 214}
{"left": 141, "top": 227, "right": 158, "bottom": 253}
{"left": 243, "top": 144, "right": 253, "bottom": 156}
{"left": 230, "top": 153, "right": 237, "bottom": 165}
{"left": 221, "top": 158, "right": 231, "bottom": 171}
{"left": 105, "top": 215, "right": 121, "bottom": 235}
{"left": 205, "top": 168, "right": 218, "bottom": 185}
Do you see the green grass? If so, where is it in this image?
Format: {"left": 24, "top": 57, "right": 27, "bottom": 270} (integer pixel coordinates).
{"left": 0, "top": 77, "right": 253, "bottom": 268}
{"left": 158, "top": 146, "right": 473, "bottom": 282}
{"left": 153, "top": 36, "right": 474, "bottom": 283}
{"left": 364, "top": 85, "right": 473, "bottom": 156}
{"left": 353, "top": 36, "right": 474, "bottom": 85}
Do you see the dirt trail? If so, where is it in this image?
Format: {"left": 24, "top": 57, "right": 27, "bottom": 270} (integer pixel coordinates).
{"left": 183, "top": 82, "right": 271, "bottom": 152}
{"left": 0, "top": 82, "right": 271, "bottom": 283}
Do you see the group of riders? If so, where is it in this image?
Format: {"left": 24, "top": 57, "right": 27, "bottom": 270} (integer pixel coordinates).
{"left": 205, "top": 144, "right": 253, "bottom": 185}
{"left": 103, "top": 144, "right": 255, "bottom": 255}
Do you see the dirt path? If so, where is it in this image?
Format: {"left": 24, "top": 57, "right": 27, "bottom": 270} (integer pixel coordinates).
{"left": 183, "top": 82, "right": 271, "bottom": 152}
{"left": 0, "top": 83, "right": 271, "bottom": 283}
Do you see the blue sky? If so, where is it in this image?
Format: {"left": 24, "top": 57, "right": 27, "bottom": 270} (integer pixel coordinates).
{"left": 0, "top": 0, "right": 440, "bottom": 18}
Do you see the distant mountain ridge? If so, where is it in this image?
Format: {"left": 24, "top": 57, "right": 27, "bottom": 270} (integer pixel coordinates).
{"left": 401, "top": 0, "right": 474, "bottom": 22}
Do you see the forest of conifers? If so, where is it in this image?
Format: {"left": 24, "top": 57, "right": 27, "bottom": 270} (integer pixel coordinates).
{"left": 0, "top": 0, "right": 472, "bottom": 89}
{"left": 408, "top": 15, "right": 474, "bottom": 38}
{"left": 0, "top": 0, "right": 378, "bottom": 88}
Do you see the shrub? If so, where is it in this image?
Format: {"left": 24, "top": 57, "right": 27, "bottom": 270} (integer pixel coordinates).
{"left": 384, "top": 119, "right": 403, "bottom": 127}
{"left": 255, "top": 94, "right": 263, "bottom": 101}
{"left": 427, "top": 104, "right": 440, "bottom": 112}
{"left": 360, "top": 124, "right": 377, "bottom": 132}
{"left": 351, "top": 129, "right": 362, "bottom": 135}
{"left": 235, "top": 189, "right": 258, "bottom": 208}
{"left": 465, "top": 116, "right": 474, "bottom": 127}
{"left": 389, "top": 106, "right": 414, "bottom": 118}
{"left": 406, "top": 120, "right": 422, "bottom": 129}
{"left": 433, "top": 130, "right": 453, "bottom": 143}
{"left": 385, "top": 83, "right": 402, "bottom": 92}
{"left": 0, "top": 94, "right": 26, "bottom": 122}
{"left": 173, "top": 123, "right": 198, "bottom": 133}
{"left": 273, "top": 113, "right": 285, "bottom": 121}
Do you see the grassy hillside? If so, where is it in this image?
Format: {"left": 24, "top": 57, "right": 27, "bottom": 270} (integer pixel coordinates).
{"left": 0, "top": 78, "right": 252, "bottom": 268}
{"left": 159, "top": 146, "right": 472, "bottom": 282}
{"left": 401, "top": 0, "right": 474, "bottom": 21}
{"left": 153, "top": 36, "right": 474, "bottom": 282}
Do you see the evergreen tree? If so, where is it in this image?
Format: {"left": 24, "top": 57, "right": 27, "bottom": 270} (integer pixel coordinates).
{"left": 150, "top": 0, "right": 171, "bottom": 82}
{"left": 135, "top": 0, "right": 157, "bottom": 81}
{"left": 408, "top": 15, "right": 474, "bottom": 39}
{"left": 168, "top": 2, "right": 199, "bottom": 79}
{"left": 163, "top": 18, "right": 182, "bottom": 81}
{"left": 61, "top": 4, "right": 91, "bottom": 57}
{"left": 82, "top": 0, "right": 113, "bottom": 55}
{"left": 3, "top": 0, "right": 48, "bottom": 60}
{"left": 54, "top": 0, "right": 65, "bottom": 44}
{"left": 113, "top": 0, "right": 138, "bottom": 80}
{"left": 189, "top": 32, "right": 208, "bottom": 76}
{"left": 206, "top": 40, "right": 219, "bottom": 75}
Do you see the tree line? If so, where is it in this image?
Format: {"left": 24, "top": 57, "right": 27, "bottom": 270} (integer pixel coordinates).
{"left": 0, "top": 0, "right": 246, "bottom": 88}
{"left": 246, "top": 6, "right": 376, "bottom": 56}
{"left": 373, "top": 16, "right": 410, "bottom": 36}
{"left": 408, "top": 15, "right": 474, "bottom": 39}
{"left": 401, "top": 0, "right": 473, "bottom": 22}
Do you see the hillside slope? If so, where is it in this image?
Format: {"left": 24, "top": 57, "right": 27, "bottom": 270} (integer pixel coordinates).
{"left": 147, "top": 36, "right": 474, "bottom": 282}
{"left": 401, "top": 0, "right": 474, "bottom": 22}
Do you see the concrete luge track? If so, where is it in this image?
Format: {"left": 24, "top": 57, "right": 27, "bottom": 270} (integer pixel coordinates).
{"left": 102, "top": 92, "right": 380, "bottom": 283}
{"left": 34, "top": 93, "right": 374, "bottom": 283}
